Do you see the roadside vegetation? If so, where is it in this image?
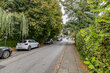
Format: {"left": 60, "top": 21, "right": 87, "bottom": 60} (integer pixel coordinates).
{"left": 0, "top": 0, "right": 63, "bottom": 46}
{"left": 60, "top": 0, "right": 110, "bottom": 73}
{"left": 0, "top": 40, "right": 18, "bottom": 47}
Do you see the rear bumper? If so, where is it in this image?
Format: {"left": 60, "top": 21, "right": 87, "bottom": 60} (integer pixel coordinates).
{"left": 16, "top": 46, "right": 28, "bottom": 50}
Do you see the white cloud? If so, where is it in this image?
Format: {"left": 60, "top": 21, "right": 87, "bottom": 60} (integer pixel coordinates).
{"left": 59, "top": 2, "right": 68, "bottom": 24}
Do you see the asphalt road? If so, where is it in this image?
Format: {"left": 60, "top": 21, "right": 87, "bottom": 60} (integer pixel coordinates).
{"left": 0, "top": 40, "right": 67, "bottom": 73}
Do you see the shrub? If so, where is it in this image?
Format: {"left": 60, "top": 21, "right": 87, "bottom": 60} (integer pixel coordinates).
{"left": 76, "top": 26, "right": 110, "bottom": 73}
{"left": 0, "top": 40, "right": 19, "bottom": 47}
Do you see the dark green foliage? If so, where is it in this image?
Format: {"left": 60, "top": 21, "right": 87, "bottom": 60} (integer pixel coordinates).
{"left": 0, "top": 0, "right": 63, "bottom": 42}
{"left": 0, "top": 40, "right": 19, "bottom": 47}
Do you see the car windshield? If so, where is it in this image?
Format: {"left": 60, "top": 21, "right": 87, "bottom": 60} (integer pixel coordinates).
{"left": 19, "top": 40, "right": 27, "bottom": 43}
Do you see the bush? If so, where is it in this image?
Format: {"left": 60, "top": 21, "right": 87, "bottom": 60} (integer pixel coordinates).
{"left": 76, "top": 26, "right": 110, "bottom": 73}
{"left": 76, "top": 32, "right": 85, "bottom": 55}
{"left": 0, "top": 40, "right": 19, "bottom": 47}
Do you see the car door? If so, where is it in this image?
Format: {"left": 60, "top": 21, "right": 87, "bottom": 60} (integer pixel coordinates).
{"left": 28, "top": 40, "right": 34, "bottom": 48}
{"left": 33, "top": 40, "right": 38, "bottom": 48}
{"left": 31, "top": 40, "right": 36, "bottom": 48}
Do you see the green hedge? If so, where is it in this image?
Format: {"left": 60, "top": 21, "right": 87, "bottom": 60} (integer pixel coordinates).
{"left": 0, "top": 40, "right": 18, "bottom": 47}
{"left": 76, "top": 31, "right": 86, "bottom": 60}
{"left": 76, "top": 27, "right": 110, "bottom": 73}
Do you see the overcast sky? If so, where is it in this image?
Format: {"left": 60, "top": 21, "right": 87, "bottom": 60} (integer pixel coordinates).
{"left": 59, "top": 2, "right": 68, "bottom": 24}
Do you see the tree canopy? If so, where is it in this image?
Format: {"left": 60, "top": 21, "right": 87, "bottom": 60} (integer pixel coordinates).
{"left": 0, "top": 7, "right": 28, "bottom": 40}
{"left": 0, "top": 0, "right": 63, "bottom": 42}
{"left": 60, "top": 0, "right": 95, "bottom": 32}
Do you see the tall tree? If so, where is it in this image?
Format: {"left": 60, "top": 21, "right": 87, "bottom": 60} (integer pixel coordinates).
{"left": 0, "top": 0, "right": 63, "bottom": 42}
{"left": 0, "top": 7, "right": 28, "bottom": 40}
{"left": 60, "top": 0, "right": 95, "bottom": 32}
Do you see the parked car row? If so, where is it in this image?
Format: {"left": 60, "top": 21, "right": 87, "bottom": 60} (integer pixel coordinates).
{"left": 44, "top": 39, "right": 53, "bottom": 44}
{"left": 0, "top": 39, "right": 54, "bottom": 59}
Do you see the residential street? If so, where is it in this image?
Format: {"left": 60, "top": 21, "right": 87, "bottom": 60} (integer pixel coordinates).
{"left": 0, "top": 39, "right": 85, "bottom": 73}
{"left": 0, "top": 40, "right": 66, "bottom": 73}
{"left": 0, "top": 1, "right": 108, "bottom": 73}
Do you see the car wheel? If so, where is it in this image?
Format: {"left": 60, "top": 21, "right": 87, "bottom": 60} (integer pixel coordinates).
{"left": 28, "top": 46, "right": 31, "bottom": 51}
{"left": 2, "top": 51, "right": 10, "bottom": 59}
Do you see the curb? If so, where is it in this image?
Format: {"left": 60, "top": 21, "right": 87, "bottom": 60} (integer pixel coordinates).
{"left": 73, "top": 44, "right": 89, "bottom": 73}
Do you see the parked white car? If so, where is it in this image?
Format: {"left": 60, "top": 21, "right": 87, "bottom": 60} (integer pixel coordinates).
{"left": 16, "top": 40, "right": 39, "bottom": 51}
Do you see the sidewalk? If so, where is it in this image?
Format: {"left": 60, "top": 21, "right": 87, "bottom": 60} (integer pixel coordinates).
{"left": 58, "top": 42, "right": 86, "bottom": 73}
